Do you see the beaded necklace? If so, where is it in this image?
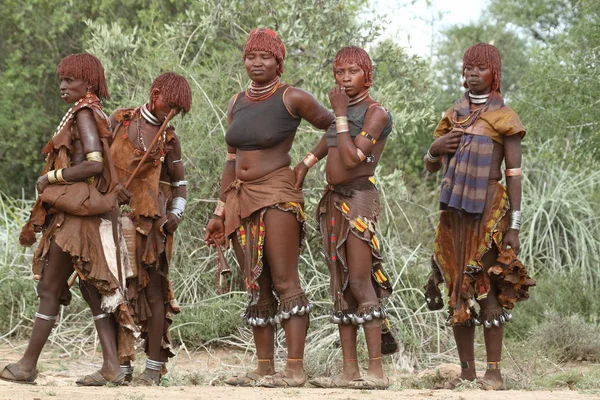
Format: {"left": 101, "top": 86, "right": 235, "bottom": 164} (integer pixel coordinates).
{"left": 453, "top": 107, "right": 484, "bottom": 129}
{"left": 53, "top": 95, "right": 90, "bottom": 137}
{"left": 246, "top": 77, "right": 281, "bottom": 101}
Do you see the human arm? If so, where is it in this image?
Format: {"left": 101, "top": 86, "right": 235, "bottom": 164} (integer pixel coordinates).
{"left": 164, "top": 137, "right": 186, "bottom": 234}
{"left": 204, "top": 95, "right": 239, "bottom": 247}
{"left": 293, "top": 135, "right": 328, "bottom": 189}
{"left": 328, "top": 85, "right": 390, "bottom": 169}
{"left": 37, "top": 108, "right": 104, "bottom": 193}
{"left": 503, "top": 133, "right": 522, "bottom": 254}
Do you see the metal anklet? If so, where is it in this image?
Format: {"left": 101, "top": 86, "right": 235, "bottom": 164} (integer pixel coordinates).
{"left": 120, "top": 364, "right": 134, "bottom": 375}
{"left": 35, "top": 312, "right": 58, "bottom": 321}
{"left": 93, "top": 313, "right": 110, "bottom": 321}
{"left": 146, "top": 359, "right": 164, "bottom": 371}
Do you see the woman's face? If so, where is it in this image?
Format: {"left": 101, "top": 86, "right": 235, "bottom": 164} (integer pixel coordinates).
{"left": 463, "top": 62, "right": 494, "bottom": 95}
{"left": 150, "top": 89, "right": 181, "bottom": 122}
{"left": 244, "top": 51, "right": 279, "bottom": 84}
{"left": 333, "top": 62, "right": 366, "bottom": 97}
{"left": 59, "top": 76, "right": 88, "bottom": 104}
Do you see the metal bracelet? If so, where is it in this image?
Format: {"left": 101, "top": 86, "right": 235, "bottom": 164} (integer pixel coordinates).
{"left": 85, "top": 151, "right": 104, "bottom": 163}
{"left": 302, "top": 152, "right": 318, "bottom": 169}
{"left": 510, "top": 210, "right": 522, "bottom": 231}
{"left": 214, "top": 199, "right": 225, "bottom": 217}
{"left": 169, "top": 197, "right": 187, "bottom": 220}
{"left": 170, "top": 180, "right": 188, "bottom": 187}
{"left": 93, "top": 313, "right": 110, "bottom": 321}
{"left": 47, "top": 170, "right": 58, "bottom": 184}
{"left": 426, "top": 149, "right": 440, "bottom": 163}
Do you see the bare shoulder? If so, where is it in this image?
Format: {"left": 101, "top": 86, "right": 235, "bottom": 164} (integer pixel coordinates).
{"left": 365, "top": 102, "right": 389, "bottom": 124}
{"left": 284, "top": 86, "right": 317, "bottom": 103}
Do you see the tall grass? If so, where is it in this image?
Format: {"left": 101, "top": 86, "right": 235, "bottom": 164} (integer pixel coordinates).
{"left": 520, "top": 166, "right": 600, "bottom": 288}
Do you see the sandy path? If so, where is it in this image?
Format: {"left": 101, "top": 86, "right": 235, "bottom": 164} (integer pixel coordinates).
{"left": 2, "top": 384, "right": 599, "bottom": 400}
{"left": 1, "top": 345, "right": 599, "bottom": 400}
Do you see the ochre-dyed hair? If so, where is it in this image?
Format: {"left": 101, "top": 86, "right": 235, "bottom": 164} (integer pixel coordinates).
{"left": 150, "top": 72, "right": 192, "bottom": 114}
{"left": 333, "top": 46, "right": 374, "bottom": 87}
{"left": 57, "top": 53, "right": 110, "bottom": 100}
{"left": 462, "top": 43, "right": 502, "bottom": 92}
{"left": 242, "top": 28, "right": 286, "bottom": 76}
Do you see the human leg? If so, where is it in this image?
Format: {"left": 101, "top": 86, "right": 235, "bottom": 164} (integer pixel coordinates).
{"left": 224, "top": 239, "right": 276, "bottom": 386}
{"left": 263, "top": 207, "right": 308, "bottom": 384}
{"left": 133, "top": 263, "right": 166, "bottom": 385}
{"left": 477, "top": 249, "right": 506, "bottom": 390}
{"left": 78, "top": 280, "right": 122, "bottom": 382}
{"left": 0, "top": 241, "right": 74, "bottom": 383}
{"left": 345, "top": 233, "right": 385, "bottom": 381}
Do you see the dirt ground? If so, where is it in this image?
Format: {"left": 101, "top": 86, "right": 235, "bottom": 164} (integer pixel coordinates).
{"left": 1, "top": 344, "right": 599, "bottom": 400}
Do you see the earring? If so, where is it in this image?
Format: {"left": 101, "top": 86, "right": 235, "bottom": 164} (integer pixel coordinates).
{"left": 86, "top": 86, "right": 93, "bottom": 97}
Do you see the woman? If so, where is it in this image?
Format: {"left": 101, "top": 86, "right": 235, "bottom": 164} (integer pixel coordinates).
{"left": 423, "top": 43, "right": 535, "bottom": 390}
{"left": 204, "top": 28, "right": 333, "bottom": 388}
{"left": 109, "top": 72, "right": 192, "bottom": 385}
{"left": 2, "top": 53, "right": 134, "bottom": 386}
{"left": 295, "top": 46, "right": 395, "bottom": 390}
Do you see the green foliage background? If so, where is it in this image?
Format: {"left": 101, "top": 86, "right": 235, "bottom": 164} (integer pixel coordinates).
{"left": 1, "top": 0, "right": 599, "bottom": 376}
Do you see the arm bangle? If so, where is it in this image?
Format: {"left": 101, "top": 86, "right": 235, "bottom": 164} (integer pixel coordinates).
{"left": 359, "top": 131, "right": 377, "bottom": 144}
{"left": 213, "top": 199, "right": 225, "bottom": 218}
{"left": 85, "top": 151, "right": 104, "bottom": 163}
{"left": 505, "top": 167, "right": 522, "bottom": 177}
{"left": 302, "top": 152, "right": 319, "bottom": 169}
{"left": 510, "top": 210, "right": 522, "bottom": 231}
{"left": 426, "top": 149, "right": 440, "bottom": 163}
{"left": 356, "top": 148, "right": 367, "bottom": 162}
{"left": 47, "top": 170, "right": 58, "bottom": 184}
{"left": 55, "top": 168, "right": 66, "bottom": 183}
{"left": 170, "top": 180, "right": 188, "bottom": 187}
{"left": 169, "top": 197, "right": 187, "bottom": 220}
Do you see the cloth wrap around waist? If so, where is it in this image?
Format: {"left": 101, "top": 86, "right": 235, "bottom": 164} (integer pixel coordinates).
{"left": 317, "top": 176, "right": 392, "bottom": 320}
{"left": 223, "top": 167, "right": 307, "bottom": 326}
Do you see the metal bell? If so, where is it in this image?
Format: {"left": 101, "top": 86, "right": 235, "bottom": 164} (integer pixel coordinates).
{"left": 281, "top": 310, "right": 291, "bottom": 320}
{"left": 290, "top": 305, "right": 299, "bottom": 316}
{"left": 364, "top": 313, "right": 374, "bottom": 321}
{"left": 505, "top": 312, "right": 513, "bottom": 322}
{"left": 353, "top": 316, "right": 365, "bottom": 325}
{"left": 342, "top": 315, "right": 350, "bottom": 324}
{"left": 274, "top": 315, "right": 282, "bottom": 324}
{"left": 483, "top": 320, "right": 492, "bottom": 329}
{"left": 499, "top": 315, "right": 506, "bottom": 324}
{"left": 330, "top": 314, "right": 342, "bottom": 324}
{"left": 473, "top": 318, "right": 482, "bottom": 326}
{"left": 297, "top": 306, "right": 306, "bottom": 316}
{"left": 492, "top": 319, "right": 500, "bottom": 327}
{"left": 373, "top": 309, "right": 382, "bottom": 319}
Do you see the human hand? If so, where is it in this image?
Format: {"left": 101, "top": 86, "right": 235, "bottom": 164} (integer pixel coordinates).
{"left": 429, "top": 130, "right": 463, "bottom": 157}
{"left": 116, "top": 183, "right": 132, "bottom": 205}
{"left": 328, "top": 85, "right": 349, "bottom": 116}
{"left": 36, "top": 174, "right": 50, "bottom": 194}
{"left": 204, "top": 217, "right": 225, "bottom": 247}
{"left": 503, "top": 229, "right": 520, "bottom": 256}
{"left": 293, "top": 162, "right": 309, "bottom": 190}
{"left": 164, "top": 213, "right": 180, "bottom": 234}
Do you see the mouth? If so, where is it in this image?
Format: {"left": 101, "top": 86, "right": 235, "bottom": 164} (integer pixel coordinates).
{"left": 61, "top": 93, "right": 68, "bottom": 98}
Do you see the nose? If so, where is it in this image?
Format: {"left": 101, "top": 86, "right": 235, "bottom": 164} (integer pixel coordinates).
{"left": 60, "top": 80, "right": 67, "bottom": 90}
{"left": 342, "top": 72, "right": 351, "bottom": 82}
